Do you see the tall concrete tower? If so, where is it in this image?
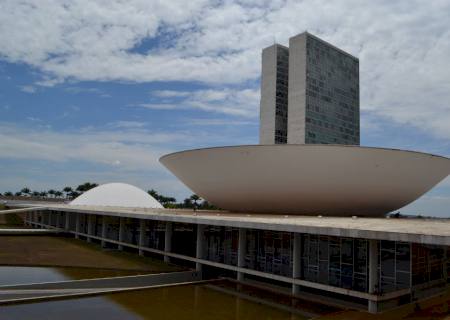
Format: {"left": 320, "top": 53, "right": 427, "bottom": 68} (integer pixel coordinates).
{"left": 259, "top": 32, "right": 360, "bottom": 145}
{"left": 259, "top": 44, "right": 289, "bottom": 144}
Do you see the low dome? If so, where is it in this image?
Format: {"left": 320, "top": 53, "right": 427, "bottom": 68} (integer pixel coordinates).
{"left": 70, "top": 183, "right": 163, "bottom": 209}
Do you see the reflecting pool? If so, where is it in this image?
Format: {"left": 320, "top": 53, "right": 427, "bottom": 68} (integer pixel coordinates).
{"left": 1, "top": 283, "right": 309, "bottom": 320}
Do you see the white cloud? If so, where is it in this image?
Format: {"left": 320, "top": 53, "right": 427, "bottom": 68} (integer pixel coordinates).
{"left": 0, "top": 122, "right": 192, "bottom": 171}
{"left": 19, "top": 85, "right": 37, "bottom": 93}
{"left": 64, "top": 86, "right": 110, "bottom": 97}
{"left": 109, "top": 121, "right": 146, "bottom": 129}
{"left": 142, "top": 88, "right": 260, "bottom": 117}
{"left": 186, "top": 118, "right": 255, "bottom": 126}
{"left": 1, "top": 1, "right": 450, "bottom": 138}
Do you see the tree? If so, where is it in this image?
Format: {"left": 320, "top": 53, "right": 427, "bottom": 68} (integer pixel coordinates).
{"left": 4, "top": 191, "right": 13, "bottom": 196}
{"left": 39, "top": 191, "right": 48, "bottom": 198}
{"left": 63, "top": 187, "right": 73, "bottom": 198}
{"left": 15, "top": 191, "right": 22, "bottom": 196}
{"left": 54, "top": 191, "right": 63, "bottom": 198}
{"left": 183, "top": 198, "right": 193, "bottom": 208}
{"left": 48, "top": 189, "right": 56, "bottom": 198}
{"left": 148, "top": 189, "right": 178, "bottom": 208}
{"left": 76, "top": 182, "right": 98, "bottom": 193}
{"left": 32, "top": 191, "right": 40, "bottom": 197}
{"left": 190, "top": 194, "right": 201, "bottom": 210}
{"left": 69, "top": 191, "right": 80, "bottom": 199}
{"left": 148, "top": 189, "right": 159, "bottom": 200}
{"left": 159, "top": 196, "right": 177, "bottom": 207}
{"left": 21, "top": 187, "right": 31, "bottom": 196}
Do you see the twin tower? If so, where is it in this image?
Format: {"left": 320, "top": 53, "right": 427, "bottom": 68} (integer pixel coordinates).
{"left": 259, "top": 32, "right": 360, "bottom": 145}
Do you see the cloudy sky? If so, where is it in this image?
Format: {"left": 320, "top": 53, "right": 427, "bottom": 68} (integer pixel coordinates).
{"left": 0, "top": 0, "right": 449, "bottom": 216}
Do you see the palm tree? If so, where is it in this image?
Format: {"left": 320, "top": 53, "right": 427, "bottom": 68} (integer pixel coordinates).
{"left": 148, "top": 189, "right": 160, "bottom": 201}
{"left": 63, "top": 187, "right": 73, "bottom": 198}
{"left": 21, "top": 187, "right": 31, "bottom": 196}
{"left": 183, "top": 198, "right": 193, "bottom": 208}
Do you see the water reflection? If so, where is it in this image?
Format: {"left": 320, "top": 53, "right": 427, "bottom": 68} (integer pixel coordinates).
{"left": 0, "top": 266, "right": 145, "bottom": 286}
{"left": 2, "top": 284, "right": 308, "bottom": 320}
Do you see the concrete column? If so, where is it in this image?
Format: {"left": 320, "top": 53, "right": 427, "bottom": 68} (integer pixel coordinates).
{"left": 139, "top": 219, "right": 146, "bottom": 256}
{"left": 368, "top": 239, "right": 379, "bottom": 313}
{"left": 164, "top": 222, "right": 173, "bottom": 263}
{"left": 24, "top": 212, "right": 29, "bottom": 226}
{"left": 56, "top": 212, "right": 61, "bottom": 228}
{"left": 65, "top": 212, "right": 70, "bottom": 230}
{"left": 237, "top": 228, "right": 246, "bottom": 282}
{"left": 39, "top": 212, "right": 43, "bottom": 228}
{"left": 45, "top": 212, "right": 50, "bottom": 227}
{"left": 87, "top": 215, "right": 94, "bottom": 243}
{"left": 292, "top": 233, "right": 302, "bottom": 295}
{"left": 118, "top": 217, "right": 125, "bottom": 251}
{"left": 196, "top": 224, "right": 205, "bottom": 272}
{"left": 101, "top": 217, "right": 107, "bottom": 248}
{"left": 75, "top": 213, "right": 81, "bottom": 239}
{"left": 444, "top": 247, "right": 448, "bottom": 282}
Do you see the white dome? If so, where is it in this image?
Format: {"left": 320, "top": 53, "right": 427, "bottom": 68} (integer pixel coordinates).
{"left": 70, "top": 183, "right": 163, "bottom": 209}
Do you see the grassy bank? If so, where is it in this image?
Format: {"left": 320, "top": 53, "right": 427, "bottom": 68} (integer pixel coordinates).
{"left": 0, "top": 204, "right": 25, "bottom": 227}
{"left": 0, "top": 235, "right": 183, "bottom": 272}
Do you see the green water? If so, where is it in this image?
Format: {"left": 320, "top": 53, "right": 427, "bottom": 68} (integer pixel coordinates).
{"left": 1, "top": 284, "right": 308, "bottom": 320}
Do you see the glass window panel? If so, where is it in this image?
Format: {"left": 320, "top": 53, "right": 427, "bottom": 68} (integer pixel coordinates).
{"left": 396, "top": 271, "right": 410, "bottom": 289}
{"left": 329, "top": 269, "right": 340, "bottom": 287}
{"left": 329, "top": 244, "right": 340, "bottom": 269}
{"left": 381, "top": 249, "right": 395, "bottom": 278}
{"left": 353, "top": 273, "right": 367, "bottom": 292}
{"left": 354, "top": 240, "right": 367, "bottom": 274}
{"left": 380, "top": 277, "right": 396, "bottom": 293}
{"left": 341, "top": 276, "right": 352, "bottom": 289}
{"left": 396, "top": 243, "right": 410, "bottom": 272}
{"left": 319, "top": 237, "right": 329, "bottom": 261}
{"left": 309, "top": 241, "right": 318, "bottom": 266}
{"left": 341, "top": 239, "right": 353, "bottom": 265}
{"left": 381, "top": 240, "right": 395, "bottom": 251}
{"left": 319, "top": 260, "right": 329, "bottom": 284}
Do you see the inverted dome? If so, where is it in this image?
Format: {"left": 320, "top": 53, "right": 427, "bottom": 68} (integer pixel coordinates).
{"left": 160, "top": 145, "right": 450, "bottom": 216}
{"left": 70, "top": 183, "right": 163, "bottom": 209}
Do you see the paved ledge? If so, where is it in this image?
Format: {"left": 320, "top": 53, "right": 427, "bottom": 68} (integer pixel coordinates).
{"left": 8, "top": 201, "right": 450, "bottom": 246}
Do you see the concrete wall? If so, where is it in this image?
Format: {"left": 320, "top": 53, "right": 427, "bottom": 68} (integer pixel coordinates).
{"left": 287, "top": 33, "right": 307, "bottom": 144}
{"left": 260, "top": 44, "right": 278, "bottom": 144}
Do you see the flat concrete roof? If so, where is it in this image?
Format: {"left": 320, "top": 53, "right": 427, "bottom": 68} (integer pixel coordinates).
{"left": 11, "top": 201, "right": 450, "bottom": 246}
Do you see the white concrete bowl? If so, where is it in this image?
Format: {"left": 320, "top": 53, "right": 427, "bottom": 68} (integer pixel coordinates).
{"left": 160, "top": 145, "right": 450, "bottom": 216}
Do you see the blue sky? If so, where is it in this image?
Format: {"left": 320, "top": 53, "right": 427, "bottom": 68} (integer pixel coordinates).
{"left": 0, "top": 1, "right": 449, "bottom": 216}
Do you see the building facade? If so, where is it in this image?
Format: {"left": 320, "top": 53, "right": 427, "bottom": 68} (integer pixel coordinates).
{"left": 23, "top": 207, "right": 450, "bottom": 314}
{"left": 260, "top": 32, "right": 360, "bottom": 145}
